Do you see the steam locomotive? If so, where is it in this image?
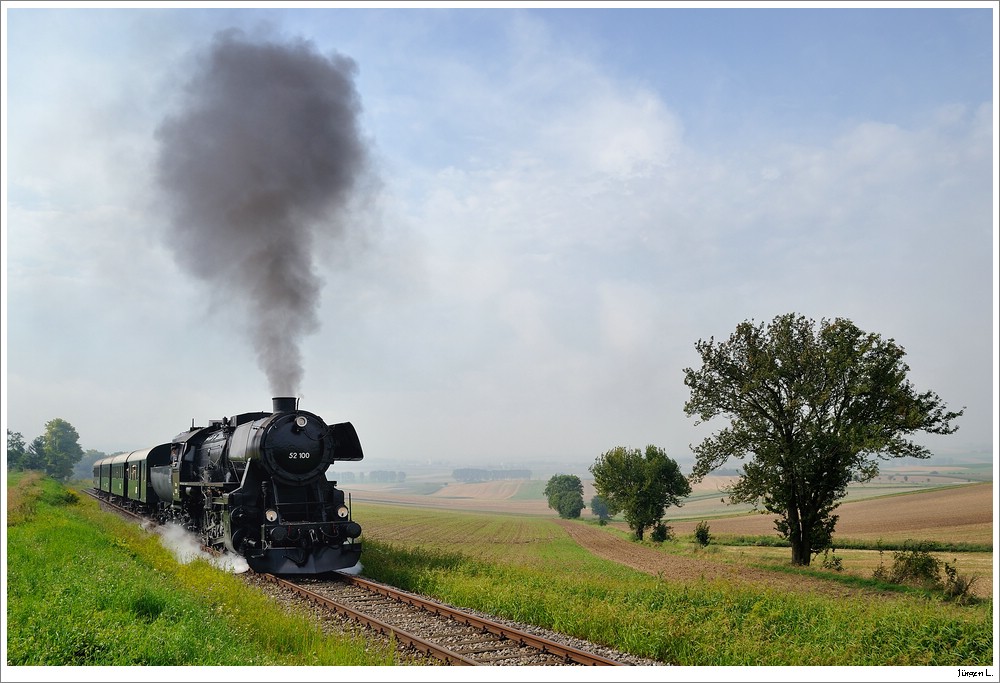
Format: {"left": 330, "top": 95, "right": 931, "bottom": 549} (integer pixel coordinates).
{"left": 92, "top": 397, "right": 363, "bottom": 574}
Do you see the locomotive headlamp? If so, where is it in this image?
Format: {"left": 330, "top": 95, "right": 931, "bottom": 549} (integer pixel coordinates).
{"left": 337, "top": 505, "right": 350, "bottom": 519}
{"left": 265, "top": 509, "right": 279, "bottom": 523}
{"left": 295, "top": 416, "right": 308, "bottom": 429}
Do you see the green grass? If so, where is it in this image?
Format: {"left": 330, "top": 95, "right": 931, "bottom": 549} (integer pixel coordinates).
{"left": 681, "top": 533, "right": 992, "bottom": 553}
{"left": 5, "top": 472, "right": 399, "bottom": 666}
{"left": 508, "top": 479, "right": 547, "bottom": 500}
{"left": 354, "top": 502, "right": 993, "bottom": 666}
{"left": 7, "top": 473, "right": 992, "bottom": 667}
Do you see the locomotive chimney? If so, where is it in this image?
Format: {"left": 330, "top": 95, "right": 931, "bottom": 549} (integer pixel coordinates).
{"left": 272, "top": 396, "right": 299, "bottom": 413}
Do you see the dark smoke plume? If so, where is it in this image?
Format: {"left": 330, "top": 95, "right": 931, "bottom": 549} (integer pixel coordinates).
{"left": 155, "top": 30, "right": 369, "bottom": 396}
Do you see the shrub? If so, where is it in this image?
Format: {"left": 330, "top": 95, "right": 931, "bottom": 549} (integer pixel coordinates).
{"left": 942, "top": 562, "right": 978, "bottom": 604}
{"left": 870, "top": 541, "right": 978, "bottom": 601}
{"left": 872, "top": 543, "right": 941, "bottom": 588}
{"left": 819, "top": 548, "right": 843, "bottom": 572}
{"left": 650, "top": 522, "right": 672, "bottom": 543}
{"left": 694, "top": 521, "right": 711, "bottom": 547}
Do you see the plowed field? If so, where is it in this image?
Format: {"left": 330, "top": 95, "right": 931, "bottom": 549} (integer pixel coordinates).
{"left": 354, "top": 479, "right": 993, "bottom": 598}
{"left": 353, "top": 480, "right": 993, "bottom": 544}
{"left": 668, "top": 482, "right": 994, "bottom": 545}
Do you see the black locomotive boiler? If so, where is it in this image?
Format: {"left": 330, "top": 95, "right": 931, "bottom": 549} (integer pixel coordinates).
{"left": 93, "top": 397, "right": 363, "bottom": 574}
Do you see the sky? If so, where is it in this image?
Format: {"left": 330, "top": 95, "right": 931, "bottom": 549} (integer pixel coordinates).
{"left": 2, "top": 3, "right": 997, "bottom": 479}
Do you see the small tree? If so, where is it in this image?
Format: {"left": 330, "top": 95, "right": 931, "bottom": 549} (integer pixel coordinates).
{"left": 684, "top": 313, "right": 963, "bottom": 565}
{"left": 24, "top": 436, "right": 48, "bottom": 471}
{"left": 7, "top": 430, "right": 27, "bottom": 470}
{"left": 590, "top": 445, "right": 691, "bottom": 540}
{"left": 694, "top": 520, "right": 712, "bottom": 547}
{"left": 590, "top": 495, "right": 610, "bottom": 522}
{"left": 544, "top": 474, "right": 585, "bottom": 519}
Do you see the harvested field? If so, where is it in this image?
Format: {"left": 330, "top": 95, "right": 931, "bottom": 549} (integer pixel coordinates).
{"left": 556, "top": 519, "right": 990, "bottom": 599}
{"left": 350, "top": 483, "right": 551, "bottom": 515}
{"left": 428, "top": 480, "right": 524, "bottom": 499}
{"left": 667, "top": 482, "right": 994, "bottom": 545}
{"left": 352, "top": 478, "right": 994, "bottom": 599}
{"left": 352, "top": 479, "right": 993, "bottom": 546}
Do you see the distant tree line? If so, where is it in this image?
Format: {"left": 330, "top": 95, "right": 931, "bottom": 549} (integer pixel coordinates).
{"left": 367, "top": 470, "right": 407, "bottom": 483}
{"left": 75, "top": 449, "right": 111, "bottom": 480}
{"left": 329, "top": 470, "right": 406, "bottom": 483}
{"left": 452, "top": 468, "right": 532, "bottom": 483}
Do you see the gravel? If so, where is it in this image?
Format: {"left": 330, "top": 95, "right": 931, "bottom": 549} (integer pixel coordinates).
{"left": 241, "top": 572, "right": 661, "bottom": 666}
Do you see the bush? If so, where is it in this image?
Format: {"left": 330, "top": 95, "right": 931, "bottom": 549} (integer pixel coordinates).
{"left": 820, "top": 548, "right": 843, "bottom": 572}
{"left": 650, "top": 522, "right": 672, "bottom": 543}
{"left": 694, "top": 521, "right": 711, "bottom": 547}
{"left": 872, "top": 543, "right": 941, "bottom": 588}
{"left": 942, "top": 562, "right": 978, "bottom": 604}
{"left": 870, "top": 541, "right": 978, "bottom": 602}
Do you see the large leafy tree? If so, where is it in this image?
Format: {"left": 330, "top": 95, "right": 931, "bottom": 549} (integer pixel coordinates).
{"left": 544, "top": 474, "right": 585, "bottom": 519}
{"left": 590, "top": 445, "right": 690, "bottom": 540}
{"left": 683, "top": 313, "right": 963, "bottom": 565}
{"left": 41, "top": 418, "right": 85, "bottom": 482}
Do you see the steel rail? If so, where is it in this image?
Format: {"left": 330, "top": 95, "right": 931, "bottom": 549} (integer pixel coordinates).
{"left": 83, "top": 489, "right": 146, "bottom": 522}
{"left": 336, "top": 573, "right": 625, "bottom": 666}
{"left": 86, "top": 489, "right": 624, "bottom": 666}
{"left": 260, "top": 573, "right": 480, "bottom": 665}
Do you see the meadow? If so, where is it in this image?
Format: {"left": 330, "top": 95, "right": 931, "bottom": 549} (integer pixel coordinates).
{"left": 5, "top": 471, "right": 994, "bottom": 667}
{"left": 353, "top": 494, "right": 994, "bottom": 665}
{"left": 5, "top": 471, "right": 399, "bottom": 666}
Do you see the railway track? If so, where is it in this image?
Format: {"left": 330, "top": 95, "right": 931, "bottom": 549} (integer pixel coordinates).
{"left": 83, "top": 488, "right": 145, "bottom": 522}
{"left": 260, "top": 572, "right": 628, "bottom": 666}
{"left": 86, "top": 488, "right": 650, "bottom": 666}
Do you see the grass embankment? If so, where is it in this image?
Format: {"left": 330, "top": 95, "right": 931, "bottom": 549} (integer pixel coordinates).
{"left": 5, "top": 472, "right": 398, "bottom": 666}
{"left": 355, "top": 502, "right": 994, "bottom": 666}
{"left": 691, "top": 534, "right": 991, "bottom": 553}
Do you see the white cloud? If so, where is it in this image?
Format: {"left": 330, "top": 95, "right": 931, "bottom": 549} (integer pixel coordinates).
{"left": 4, "top": 9, "right": 993, "bottom": 467}
{"left": 541, "top": 87, "right": 684, "bottom": 179}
